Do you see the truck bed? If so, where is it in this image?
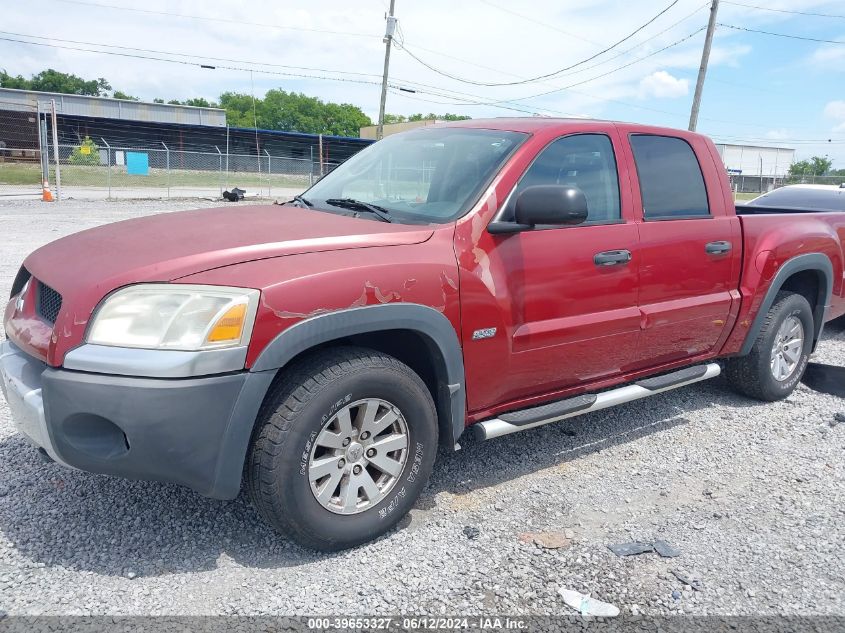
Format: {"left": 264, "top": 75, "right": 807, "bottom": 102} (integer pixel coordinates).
{"left": 736, "top": 207, "right": 845, "bottom": 323}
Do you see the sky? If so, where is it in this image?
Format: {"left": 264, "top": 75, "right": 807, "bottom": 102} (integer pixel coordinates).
{"left": 2, "top": 0, "right": 844, "bottom": 165}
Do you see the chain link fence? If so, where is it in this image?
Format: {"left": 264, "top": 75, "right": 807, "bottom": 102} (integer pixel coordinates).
{"left": 44, "top": 141, "right": 331, "bottom": 200}
{"left": 0, "top": 105, "right": 338, "bottom": 200}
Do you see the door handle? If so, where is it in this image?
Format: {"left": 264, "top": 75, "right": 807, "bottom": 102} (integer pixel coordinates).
{"left": 705, "top": 241, "right": 732, "bottom": 255}
{"left": 594, "top": 249, "right": 632, "bottom": 266}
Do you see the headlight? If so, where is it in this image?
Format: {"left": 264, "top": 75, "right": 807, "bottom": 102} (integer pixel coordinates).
{"left": 87, "top": 284, "right": 260, "bottom": 351}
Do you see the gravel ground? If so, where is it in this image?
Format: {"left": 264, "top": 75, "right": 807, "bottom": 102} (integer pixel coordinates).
{"left": 0, "top": 199, "right": 843, "bottom": 617}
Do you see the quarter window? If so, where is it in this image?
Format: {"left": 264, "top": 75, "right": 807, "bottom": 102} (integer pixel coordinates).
{"left": 504, "top": 134, "right": 621, "bottom": 224}
{"left": 630, "top": 135, "right": 710, "bottom": 219}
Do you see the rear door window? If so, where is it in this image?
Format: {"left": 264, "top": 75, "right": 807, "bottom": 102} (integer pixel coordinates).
{"left": 630, "top": 135, "right": 710, "bottom": 219}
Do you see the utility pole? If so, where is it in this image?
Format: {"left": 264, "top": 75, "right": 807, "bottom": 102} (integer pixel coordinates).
{"left": 377, "top": 0, "right": 397, "bottom": 140}
{"left": 688, "top": 0, "right": 720, "bottom": 132}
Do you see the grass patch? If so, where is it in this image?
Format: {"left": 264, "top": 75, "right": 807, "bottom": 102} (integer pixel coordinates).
{"left": 0, "top": 162, "right": 309, "bottom": 190}
{"left": 0, "top": 162, "right": 42, "bottom": 186}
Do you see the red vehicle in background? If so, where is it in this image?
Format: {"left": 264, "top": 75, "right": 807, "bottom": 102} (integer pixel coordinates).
{"left": 3, "top": 118, "right": 844, "bottom": 550}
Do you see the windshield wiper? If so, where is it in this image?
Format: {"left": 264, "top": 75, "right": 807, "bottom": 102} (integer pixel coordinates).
{"left": 290, "top": 194, "right": 313, "bottom": 207}
{"left": 324, "top": 198, "right": 393, "bottom": 223}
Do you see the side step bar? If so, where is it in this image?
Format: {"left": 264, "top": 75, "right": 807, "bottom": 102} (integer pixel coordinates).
{"left": 473, "top": 363, "right": 721, "bottom": 441}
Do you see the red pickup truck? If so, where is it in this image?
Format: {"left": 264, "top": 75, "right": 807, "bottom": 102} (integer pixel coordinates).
{"left": 2, "top": 119, "right": 844, "bottom": 550}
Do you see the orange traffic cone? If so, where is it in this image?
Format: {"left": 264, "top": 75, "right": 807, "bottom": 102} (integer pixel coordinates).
{"left": 42, "top": 179, "right": 53, "bottom": 202}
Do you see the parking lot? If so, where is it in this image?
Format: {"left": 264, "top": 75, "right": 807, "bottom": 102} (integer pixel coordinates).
{"left": 0, "top": 198, "right": 843, "bottom": 617}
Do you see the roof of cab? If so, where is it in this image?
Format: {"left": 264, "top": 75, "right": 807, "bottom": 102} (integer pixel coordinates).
{"left": 437, "top": 117, "right": 698, "bottom": 138}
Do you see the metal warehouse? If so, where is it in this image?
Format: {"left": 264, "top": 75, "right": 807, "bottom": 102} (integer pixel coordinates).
{"left": 0, "top": 87, "right": 371, "bottom": 164}
{"left": 714, "top": 143, "right": 795, "bottom": 178}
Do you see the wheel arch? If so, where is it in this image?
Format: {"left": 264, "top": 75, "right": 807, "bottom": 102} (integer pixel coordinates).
{"left": 250, "top": 303, "right": 465, "bottom": 445}
{"left": 208, "top": 304, "right": 465, "bottom": 497}
{"left": 739, "top": 253, "right": 833, "bottom": 356}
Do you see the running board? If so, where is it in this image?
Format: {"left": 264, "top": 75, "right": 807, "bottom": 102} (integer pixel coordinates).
{"left": 472, "top": 363, "right": 721, "bottom": 441}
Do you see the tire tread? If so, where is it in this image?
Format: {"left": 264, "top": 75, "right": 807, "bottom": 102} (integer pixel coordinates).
{"left": 246, "top": 346, "right": 434, "bottom": 550}
{"left": 725, "top": 291, "right": 812, "bottom": 401}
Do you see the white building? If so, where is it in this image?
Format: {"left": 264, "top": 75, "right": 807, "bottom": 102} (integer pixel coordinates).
{"left": 714, "top": 143, "right": 795, "bottom": 178}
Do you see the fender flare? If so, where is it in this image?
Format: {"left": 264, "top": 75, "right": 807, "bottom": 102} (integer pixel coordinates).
{"left": 208, "top": 304, "right": 466, "bottom": 499}
{"left": 739, "top": 252, "right": 833, "bottom": 356}
{"left": 252, "top": 303, "right": 466, "bottom": 446}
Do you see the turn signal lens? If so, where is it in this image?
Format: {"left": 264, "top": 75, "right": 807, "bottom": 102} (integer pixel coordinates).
{"left": 207, "top": 303, "right": 247, "bottom": 343}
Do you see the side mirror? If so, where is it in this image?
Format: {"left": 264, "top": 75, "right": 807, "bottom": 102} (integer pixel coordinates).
{"left": 514, "top": 185, "right": 588, "bottom": 227}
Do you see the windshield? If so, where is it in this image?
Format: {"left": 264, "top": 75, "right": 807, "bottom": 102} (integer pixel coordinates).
{"left": 747, "top": 186, "right": 845, "bottom": 211}
{"left": 303, "top": 127, "right": 527, "bottom": 224}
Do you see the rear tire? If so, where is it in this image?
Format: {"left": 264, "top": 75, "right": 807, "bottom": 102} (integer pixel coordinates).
{"left": 246, "top": 346, "right": 437, "bottom": 551}
{"left": 725, "top": 291, "right": 813, "bottom": 401}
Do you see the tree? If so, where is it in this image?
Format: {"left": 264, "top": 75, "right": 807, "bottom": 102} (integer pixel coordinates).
{"left": 0, "top": 69, "right": 111, "bottom": 96}
{"left": 68, "top": 136, "right": 100, "bottom": 165}
{"left": 789, "top": 156, "right": 833, "bottom": 178}
{"left": 385, "top": 113, "right": 472, "bottom": 123}
{"left": 220, "top": 89, "right": 371, "bottom": 137}
{"left": 5, "top": 67, "right": 483, "bottom": 136}
{"left": 408, "top": 113, "right": 471, "bottom": 121}
{"left": 165, "top": 97, "right": 217, "bottom": 107}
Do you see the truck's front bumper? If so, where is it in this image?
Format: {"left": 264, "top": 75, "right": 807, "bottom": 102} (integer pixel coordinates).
{"left": 0, "top": 340, "right": 273, "bottom": 499}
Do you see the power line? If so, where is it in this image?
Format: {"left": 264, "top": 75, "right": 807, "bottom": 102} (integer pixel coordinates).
{"left": 1, "top": 27, "right": 563, "bottom": 119}
{"left": 2, "top": 22, "right": 826, "bottom": 135}
{"left": 404, "top": 1, "right": 708, "bottom": 84}
{"left": 0, "top": 31, "right": 580, "bottom": 120}
{"left": 719, "top": 23, "right": 845, "bottom": 44}
{"left": 722, "top": 1, "right": 845, "bottom": 19}
{"left": 0, "top": 30, "right": 383, "bottom": 79}
{"left": 424, "top": 27, "right": 706, "bottom": 106}
{"left": 0, "top": 29, "right": 563, "bottom": 116}
{"left": 390, "top": 4, "right": 712, "bottom": 119}
{"left": 48, "top": 0, "right": 379, "bottom": 39}
{"left": 0, "top": 35, "right": 390, "bottom": 87}
{"left": 0, "top": 28, "right": 503, "bottom": 103}
{"left": 397, "top": 0, "right": 683, "bottom": 87}
{"left": 709, "top": 135, "right": 845, "bottom": 145}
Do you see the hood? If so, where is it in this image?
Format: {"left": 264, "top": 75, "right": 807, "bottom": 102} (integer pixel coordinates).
{"left": 9, "top": 204, "right": 434, "bottom": 366}
{"left": 24, "top": 204, "right": 434, "bottom": 293}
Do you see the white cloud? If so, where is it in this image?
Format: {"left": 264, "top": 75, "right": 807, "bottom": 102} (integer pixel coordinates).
{"left": 637, "top": 71, "right": 689, "bottom": 99}
{"left": 810, "top": 42, "right": 845, "bottom": 67}
{"left": 824, "top": 101, "right": 845, "bottom": 133}
{"left": 824, "top": 101, "right": 845, "bottom": 120}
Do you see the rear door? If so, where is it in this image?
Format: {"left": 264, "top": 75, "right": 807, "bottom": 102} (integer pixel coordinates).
{"left": 622, "top": 131, "right": 741, "bottom": 367}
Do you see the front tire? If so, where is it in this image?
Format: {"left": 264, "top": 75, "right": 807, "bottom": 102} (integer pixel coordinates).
{"left": 246, "top": 347, "right": 437, "bottom": 551}
{"left": 725, "top": 291, "right": 813, "bottom": 401}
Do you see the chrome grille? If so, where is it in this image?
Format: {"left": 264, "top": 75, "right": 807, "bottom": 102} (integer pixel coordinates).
{"left": 36, "top": 281, "right": 62, "bottom": 324}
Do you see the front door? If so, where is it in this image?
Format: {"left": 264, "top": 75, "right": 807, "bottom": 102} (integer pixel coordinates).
{"left": 461, "top": 131, "right": 642, "bottom": 409}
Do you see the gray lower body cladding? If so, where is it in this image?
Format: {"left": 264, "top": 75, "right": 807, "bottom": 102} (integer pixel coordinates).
{"left": 1, "top": 341, "right": 271, "bottom": 499}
